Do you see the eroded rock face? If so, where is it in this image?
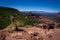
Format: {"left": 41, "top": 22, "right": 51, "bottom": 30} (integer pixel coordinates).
{"left": 0, "top": 27, "right": 60, "bottom": 40}
{"left": 0, "top": 34, "right": 6, "bottom": 40}
{"left": 0, "top": 31, "right": 9, "bottom": 40}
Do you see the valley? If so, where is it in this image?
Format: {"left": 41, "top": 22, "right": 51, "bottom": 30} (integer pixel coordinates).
{"left": 0, "top": 7, "right": 60, "bottom": 40}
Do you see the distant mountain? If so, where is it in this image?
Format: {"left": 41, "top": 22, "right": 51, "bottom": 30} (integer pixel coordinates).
{"left": 21, "top": 11, "right": 58, "bottom": 15}
{"left": 21, "top": 11, "right": 58, "bottom": 18}
{"left": 31, "top": 11, "right": 60, "bottom": 23}
{"left": 21, "top": 11, "right": 60, "bottom": 23}
{"left": 55, "top": 12, "right": 60, "bottom": 23}
{"left": 57, "top": 12, "right": 60, "bottom": 18}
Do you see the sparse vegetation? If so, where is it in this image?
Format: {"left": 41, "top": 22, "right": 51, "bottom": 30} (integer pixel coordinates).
{"left": 0, "top": 7, "right": 39, "bottom": 29}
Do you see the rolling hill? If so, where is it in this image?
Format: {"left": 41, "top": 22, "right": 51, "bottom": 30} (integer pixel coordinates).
{"left": 0, "top": 7, "right": 39, "bottom": 30}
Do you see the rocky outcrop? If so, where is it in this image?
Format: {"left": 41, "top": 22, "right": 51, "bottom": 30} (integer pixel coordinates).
{"left": 0, "top": 27, "right": 60, "bottom": 40}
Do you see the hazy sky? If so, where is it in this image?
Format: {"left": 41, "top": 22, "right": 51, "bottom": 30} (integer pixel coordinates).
{"left": 0, "top": 0, "right": 60, "bottom": 12}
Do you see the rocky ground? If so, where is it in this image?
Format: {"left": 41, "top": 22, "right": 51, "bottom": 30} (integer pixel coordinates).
{"left": 0, "top": 27, "right": 60, "bottom": 40}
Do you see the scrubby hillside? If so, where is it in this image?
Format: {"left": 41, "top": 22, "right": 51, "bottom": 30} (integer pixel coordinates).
{"left": 0, "top": 7, "right": 23, "bottom": 29}
{"left": 0, "top": 7, "right": 39, "bottom": 29}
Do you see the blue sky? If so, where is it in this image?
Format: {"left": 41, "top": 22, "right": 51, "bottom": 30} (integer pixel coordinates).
{"left": 0, "top": 0, "right": 60, "bottom": 12}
